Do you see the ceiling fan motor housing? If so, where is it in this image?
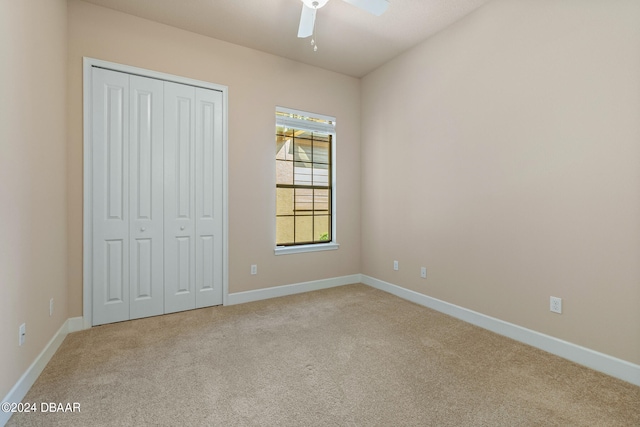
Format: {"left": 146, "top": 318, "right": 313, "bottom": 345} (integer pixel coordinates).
{"left": 302, "top": 0, "right": 330, "bottom": 9}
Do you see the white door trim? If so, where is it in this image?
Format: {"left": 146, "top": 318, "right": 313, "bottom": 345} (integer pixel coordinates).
{"left": 83, "top": 57, "right": 229, "bottom": 327}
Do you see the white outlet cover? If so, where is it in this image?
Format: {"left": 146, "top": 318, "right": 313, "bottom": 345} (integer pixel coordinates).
{"left": 550, "top": 296, "right": 562, "bottom": 314}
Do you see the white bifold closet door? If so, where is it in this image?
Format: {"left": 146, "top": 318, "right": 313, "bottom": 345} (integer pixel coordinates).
{"left": 163, "top": 81, "right": 223, "bottom": 313}
{"left": 92, "top": 68, "right": 223, "bottom": 326}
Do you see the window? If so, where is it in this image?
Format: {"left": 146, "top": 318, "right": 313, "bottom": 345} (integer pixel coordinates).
{"left": 275, "top": 107, "right": 338, "bottom": 254}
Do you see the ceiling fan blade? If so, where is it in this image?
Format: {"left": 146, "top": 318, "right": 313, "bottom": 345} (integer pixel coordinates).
{"left": 342, "top": 0, "right": 389, "bottom": 16}
{"left": 297, "top": 4, "right": 316, "bottom": 38}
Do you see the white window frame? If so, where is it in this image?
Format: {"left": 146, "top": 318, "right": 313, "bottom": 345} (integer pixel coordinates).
{"left": 274, "top": 106, "right": 339, "bottom": 255}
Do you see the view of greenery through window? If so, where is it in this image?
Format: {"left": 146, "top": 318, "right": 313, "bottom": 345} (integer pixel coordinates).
{"left": 276, "top": 123, "right": 332, "bottom": 246}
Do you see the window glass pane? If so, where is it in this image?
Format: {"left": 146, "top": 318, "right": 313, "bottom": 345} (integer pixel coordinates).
{"left": 314, "top": 215, "right": 330, "bottom": 242}
{"left": 312, "top": 163, "right": 329, "bottom": 187}
{"left": 295, "top": 188, "right": 313, "bottom": 214}
{"left": 276, "top": 217, "right": 294, "bottom": 246}
{"left": 313, "top": 133, "right": 329, "bottom": 142}
{"left": 293, "top": 139, "right": 312, "bottom": 162}
{"left": 295, "top": 216, "right": 313, "bottom": 243}
{"left": 276, "top": 159, "right": 293, "bottom": 185}
{"left": 276, "top": 136, "right": 291, "bottom": 160}
{"left": 313, "top": 189, "right": 330, "bottom": 213}
{"left": 296, "top": 130, "right": 313, "bottom": 140}
{"left": 293, "top": 161, "right": 312, "bottom": 186}
{"left": 276, "top": 125, "right": 293, "bottom": 137}
{"left": 312, "top": 139, "right": 330, "bottom": 164}
{"left": 276, "top": 188, "right": 294, "bottom": 216}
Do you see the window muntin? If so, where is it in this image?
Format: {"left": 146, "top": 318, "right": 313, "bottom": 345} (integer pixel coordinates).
{"left": 275, "top": 109, "right": 335, "bottom": 248}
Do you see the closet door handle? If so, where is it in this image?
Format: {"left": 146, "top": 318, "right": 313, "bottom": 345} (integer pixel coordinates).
{"left": 180, "top": 226, "right": 185, "bottom": 230}
{"left": 140, "top": 227, "right": 146, "bottom": 232}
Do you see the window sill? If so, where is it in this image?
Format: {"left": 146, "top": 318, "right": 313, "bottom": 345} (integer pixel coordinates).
{"left": 274, "top": 242, "right": 339, "bottom": 255}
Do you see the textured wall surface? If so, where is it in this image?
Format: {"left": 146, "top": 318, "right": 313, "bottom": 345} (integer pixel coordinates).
{"left": 361, "top": 0, "right": 640, "bottom": 364}
{"left": 0, "top": 0, "right": 68, "bottom": 399}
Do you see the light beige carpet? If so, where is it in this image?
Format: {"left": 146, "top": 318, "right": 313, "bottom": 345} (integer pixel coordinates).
{"left": 7, "top": 284, "right": 640, "bottom": 426}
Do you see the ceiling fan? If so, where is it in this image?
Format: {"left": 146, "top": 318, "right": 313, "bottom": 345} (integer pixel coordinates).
{"left": 297, "top": 0, "right": 390, "bottom": 51}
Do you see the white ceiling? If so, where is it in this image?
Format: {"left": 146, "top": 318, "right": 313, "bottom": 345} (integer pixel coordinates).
{"left": 80, "top": 0, "right": 491, "bottom": 78}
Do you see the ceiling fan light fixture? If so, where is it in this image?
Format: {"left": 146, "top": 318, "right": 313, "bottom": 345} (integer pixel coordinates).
{"left": 297, "top": 0, "right": 389, "bottom": 51}
{"left": 299, "top": 0, "right": 326, "bottom": 52}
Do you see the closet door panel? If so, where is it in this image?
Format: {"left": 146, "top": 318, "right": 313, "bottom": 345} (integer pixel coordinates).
{"left": 164, "top": 81, "right": 197, "bottom": 313}
{"left": 195, "top": 88, "right": 224, "bottom": 307}
{"left": 92, "top": 68, "right": 130, "bottom": 325}
{"left": 129, "top": 75, "right": 164, "bottom": 320}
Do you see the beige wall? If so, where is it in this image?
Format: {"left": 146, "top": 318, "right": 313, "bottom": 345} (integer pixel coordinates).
{"left": 66, "top": 0, "right": 362, "bottom": 316}
{"left": 0, "top": 0, "right": 68, "bottom": 398}
{"left": 361, "top": 0, "right": 640, "bottom": 364}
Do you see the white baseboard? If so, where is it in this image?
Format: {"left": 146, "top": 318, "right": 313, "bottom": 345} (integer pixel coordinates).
{"left": 0, "top": 317, "right": 86, "bottom": 427}
{"left": 67, "top": 316, "right": 87, "bottom": 333}
{"left": 227, "top": 274, "right": 362, "bottom": 305}
{"left": 361, "top": 275, "right": 640, "bottom": 387}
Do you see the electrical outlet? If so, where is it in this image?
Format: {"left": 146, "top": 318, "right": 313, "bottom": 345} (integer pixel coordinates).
{"left": 50, "top": 298, "right": 54, "bottom": 316}
{"left": 19, "top": 323, "right": 26, "bottom": 346}
{"left": 393, "top": 260, "right": 399, "bottom": 271}
{"left": 550, "top": 296, "right": 562, "bottom": 314}
{"left": 420, "top": 267, "right": 427, "bottom": 279}
{"left": 250, "top": 264, "right": 257, "bottom": 275}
